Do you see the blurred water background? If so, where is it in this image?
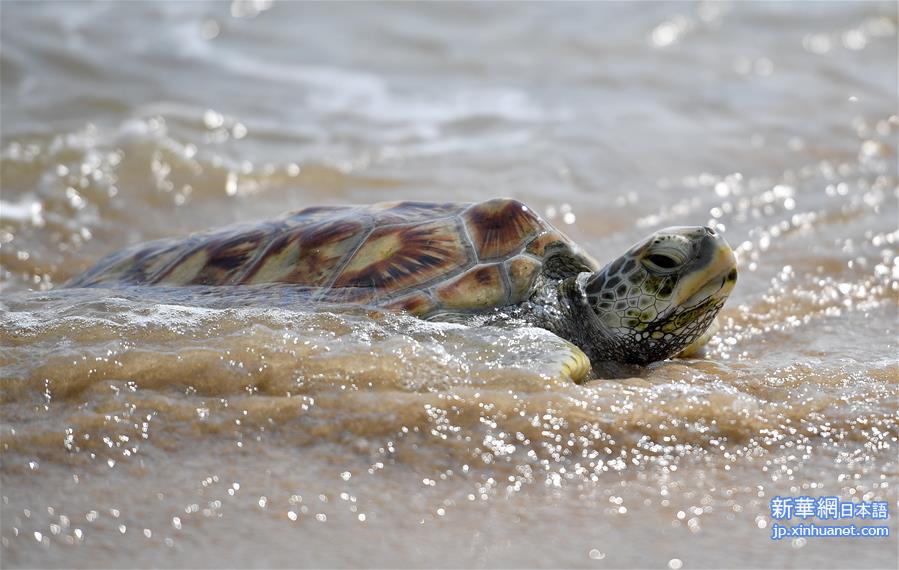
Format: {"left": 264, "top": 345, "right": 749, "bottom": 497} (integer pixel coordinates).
{"left": 1, "top": 1, "right": 897, "bottom": 568}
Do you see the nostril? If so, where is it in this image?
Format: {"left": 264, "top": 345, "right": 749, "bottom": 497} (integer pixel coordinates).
{"left": 704, "top": 226, "right": 716, "bottom": 237}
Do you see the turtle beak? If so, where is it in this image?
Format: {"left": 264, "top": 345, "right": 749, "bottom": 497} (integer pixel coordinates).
{"left": 672, "top": 231, "right": 737, "bottom": 308}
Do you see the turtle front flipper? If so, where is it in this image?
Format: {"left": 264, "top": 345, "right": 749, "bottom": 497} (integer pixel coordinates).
{"left": 555, "top": 340, "right": 592, "bottom": 383}
{"left": 515, "top": 327, "right": 592, "bottom": 383}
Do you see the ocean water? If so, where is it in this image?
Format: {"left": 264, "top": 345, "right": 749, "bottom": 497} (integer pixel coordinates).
{"left": 1, "top": 1, "right": 897, "bottom": 568}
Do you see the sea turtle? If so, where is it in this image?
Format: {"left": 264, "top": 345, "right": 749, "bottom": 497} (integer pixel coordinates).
{"left": 67, "top": 198, "right": 737, "bottom": 379}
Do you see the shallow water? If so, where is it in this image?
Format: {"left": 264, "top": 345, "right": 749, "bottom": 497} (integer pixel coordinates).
{"left": 1, "top": 1, "right": 898, "bottom": 568}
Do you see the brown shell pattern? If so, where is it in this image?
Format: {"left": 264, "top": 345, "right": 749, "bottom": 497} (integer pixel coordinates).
{"left": 69, "top": 239, "right": 185, "bottom": 287}
{"left": 462, "top": 199, "right": 544, "bottom": 259}
{"left": 242, "top": 218, "right": 367, "bottom": 287}
{"left": 330, "top": 218, "right": 470, "bottom": 302}
{"left": 67, "top": 198, "right": 590, "bottom": 318}
{"left": 434, "top": 263, "right": 506, "bottom": 310}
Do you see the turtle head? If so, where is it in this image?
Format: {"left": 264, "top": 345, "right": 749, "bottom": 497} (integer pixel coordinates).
{"left": 580, "top": 226, "right": 737, "bottom": 365}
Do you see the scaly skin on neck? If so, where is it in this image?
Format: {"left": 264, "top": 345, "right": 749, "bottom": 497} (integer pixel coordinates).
{"left": 520, "top": 273, "right": 620, "bottom": 369}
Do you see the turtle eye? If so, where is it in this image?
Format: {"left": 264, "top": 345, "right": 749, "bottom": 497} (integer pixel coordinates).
{"left": 644, "top": 252, "right": 682, "bottom": 270}
{"left": 647, "top": 254, "right": 678, "bottom": 268}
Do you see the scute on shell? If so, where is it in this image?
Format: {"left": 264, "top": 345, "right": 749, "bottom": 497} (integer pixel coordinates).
{"left": 434, "top": 263, "right": 507, "bottom": 310}
{"left": 176, "top": 226, "right": 273, "bottom": 285}
{"left": 69, "top": 239, "right": 183, "bottom": 287}
{"left": 505, "top": 255, "right": 543, "bottom": 304}
{"left": 382, "top": 291, "right": 438, "bottom": 316}
{"left": 332, "top": 217, "right": 472, "bottom": 302}
{"left": 462, "top": 198, "right": 544, "bottom": 259}
{"left": 242, "top": 218, "right": 368, "bottom": 286}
